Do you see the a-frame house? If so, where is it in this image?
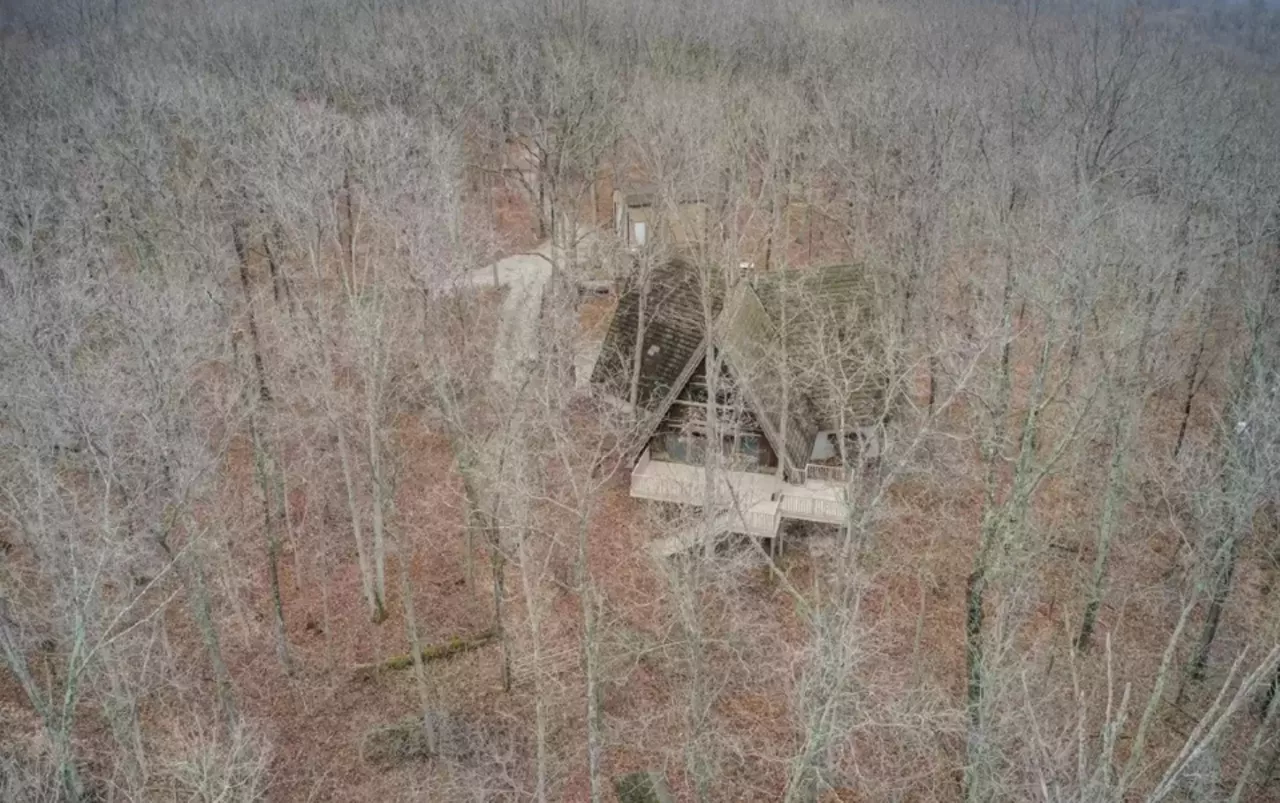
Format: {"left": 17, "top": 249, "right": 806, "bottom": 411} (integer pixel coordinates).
{"left": 591, "top": 259, "right": 887, "bottom": 551}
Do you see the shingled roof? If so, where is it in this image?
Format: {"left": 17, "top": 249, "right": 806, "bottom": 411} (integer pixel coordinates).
{"left": 750, "top": 263, "right": 885, "bottom": 431}
{"left": 615, "top": 181, "right": 720, "bottom": 209}
{"left": 717, "top": 284, "right": 819, "bottom": 475}
{"left": 590, "top": 258, "right": 723, "bottom": 410}
{"left": 592, "top": 260, "right": 885, "bottom": 474}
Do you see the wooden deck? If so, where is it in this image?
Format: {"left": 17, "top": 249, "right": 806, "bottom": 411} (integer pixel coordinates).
{"left": 648, "top": 502, "right": 782, "bottom": 559}
{"left": 778, "top": 481, "right": 846, "bottom": 524}
{"left": 631, "top": 450, "right": 780, "bottom": 507}
{"left": 631, "top": 450, "right": 847, "bottom": 553}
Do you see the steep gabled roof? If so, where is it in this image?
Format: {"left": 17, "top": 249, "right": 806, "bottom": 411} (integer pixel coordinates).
{"left": 615, "top": 181, "right": 719, "bottom": 209}
{"left": 752, "top": 263, "right": 877, "bottom": 333}
{"left": 590, "top": 258, "right": 722, "bottom": 411}
{"left": 751, "top": 264, "right": 885, "bottom": 430}
{"left": 718, "top": 284, "right": 818, "bottom": 475}
{"left": 592, "top": 261, "right": 886, "bottom": 473}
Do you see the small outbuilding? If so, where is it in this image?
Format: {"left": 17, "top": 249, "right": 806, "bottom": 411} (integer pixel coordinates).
{"left": 612, "top": 183, "right": 714, "bottom": 251}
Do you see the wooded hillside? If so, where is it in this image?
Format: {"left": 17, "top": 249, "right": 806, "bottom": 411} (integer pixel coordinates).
{"left": 2, "top": 0, "right": 1279, "bottom": 800}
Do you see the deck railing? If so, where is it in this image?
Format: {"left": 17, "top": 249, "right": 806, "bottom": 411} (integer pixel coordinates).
{"left": 778, "top": 493, "right": 846, "bottom": 524}
{"left": 633, "top": 452, "right": 846, "bottom": 531}
{"left": 737, "top": 503, "right": 782, "bottom": 537}
{"left": 632, "top": 450, "right": 779, "bottom": 506}
{"left": 632, "top": 473, "right": 704, "bottom": 505}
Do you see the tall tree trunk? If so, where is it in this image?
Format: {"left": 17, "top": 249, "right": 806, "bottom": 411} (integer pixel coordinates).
{"left": 927, "top": 345, "right": 939, "bottom": 415}
{"left": 964, "top": 515, "right": 997, "bottom": 802}
{"left": 1174, "top": 312, "right": 1210, "bottom": 458}
{"left": 302, "top": 230, "right": 381, "bottom": 621}
{"left": 229, "top": 239, "right": 282, "bottom": 678}
{"left": 967, "top": 256, "right": 1057, "bottom": 802}
{"left": 964, "top": 262, "right": 1015, "bottom": 801}
{"left": 456, "top": 464, "right": 485, "bottom": 597}
{"left": 1079, "top": 282, "right": 1158, "bottom": 652}
{"left": 1188, "top": 293, "right": 1272, "bottom": 684}
{"left": 1188, "top": 522, "right": 1242, "bottom": 683}
{"left": 489, "top": 517, "right": 512, "bottom": 693}
{"left": 262, "top": 232, "right": 285, "bottom": 306}
{"left": 397, "top": 528, "right": 439, "bottom": 756}
{"left": 1076, "top": 414, "right": 1129, "bottom": 652}
{"left": 0, "top": 610, "right": 84, "bottom": 802}
{"left": 279, "top": 456, "right": 303, "bottom": 593}
{"left": 187, "top": 548, "right": 238, "bottom": 726}
{"left": 776, "top": 271, "right": 791, "bottom": 483}
{"left": 628, "top": 264, "right": 651, "bottom": 409}
{"left": 250, "top": 416, "right": 292, "bottom": 672}
{"left": 102, "top": 656, "right": 146, "bottom": 796}
{"left": 336, "top": 421, "right": 384, "bottom": 622}
{"left": 1230, "top": 657, "right": 1280, "bottom": 803}
{"left": 578, "top": 509, "right": 604, "bottom": 803}
{"left": 683, "top": 267, "right": 723, "bottom": 803}
{"left": 366, "top": 411, "right": 388, "bottom": 612}
{"left": 517, "top": 527, "right": 550, "bottom": 803}
{"left": 537, "top": 167, "right": 548, "bottom": 240}
{"left": 590, "top": 173, "right": 600, "bottom": 228}
{"left": 342, "top": 168, "right": 358, "bottom": 288}
{"left": 1119, "top": 599, "right": 1197, "bottom": 791}
{"left": 232, "top": 223, "right": 271, "bottom": 402}
{"left": 53, "top": 626, "right": 87, "bottom": 803}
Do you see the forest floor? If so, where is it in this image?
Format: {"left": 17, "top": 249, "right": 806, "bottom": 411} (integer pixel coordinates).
{"left": 3, "top": 198, "right": 1275, "bottom": 802}
{"left": 4, "top": 312, "right": 1272, "bottom": 803}
{"left": 214, "top": 297, "right": 1277, "bottom": 798}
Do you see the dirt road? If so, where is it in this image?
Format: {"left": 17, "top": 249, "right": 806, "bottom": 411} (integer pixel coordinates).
{"left": 469, "top": 230, "right": 604, "bottom": 388}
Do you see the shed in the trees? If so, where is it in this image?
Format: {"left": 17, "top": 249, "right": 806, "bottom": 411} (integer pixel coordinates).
{"left": 612, "top": 182, "right": 715, "bottom": 251}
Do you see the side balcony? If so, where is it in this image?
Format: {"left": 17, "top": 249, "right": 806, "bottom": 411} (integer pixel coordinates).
{"left": 778, "top": 484, "right": 847, "bottom": 525}
{"left": 720, "top": 499, "right": 783, "bottom": 540}
{"left": 775, "top": 463, "right": 849, "bottom": 525}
